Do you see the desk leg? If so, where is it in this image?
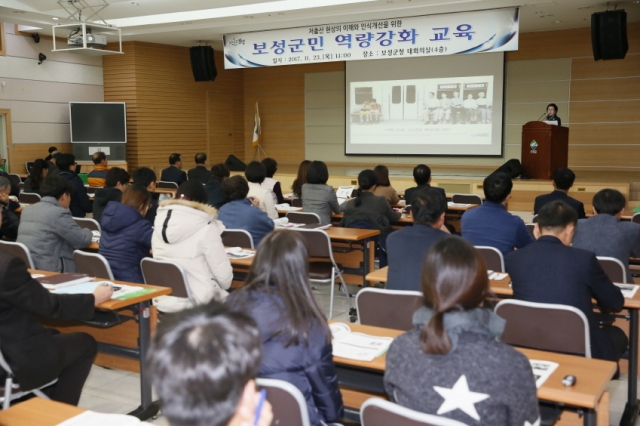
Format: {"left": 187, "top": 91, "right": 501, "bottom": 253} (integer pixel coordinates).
{"left": 128, "top": 301, "right": 161, "bottom": 420}
{"left": 620, "top": 308, "right": 639, "bottom": 426}
{"left": 584, "top": 409, "right": 597, "bottom": 426}
{"left": 362, "top": 239, "right": 371, "bottom": 287}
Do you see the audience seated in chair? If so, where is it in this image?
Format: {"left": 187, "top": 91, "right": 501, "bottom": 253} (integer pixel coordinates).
{"left": 205, "top": 163, "right": 230, "bottom": 210}
{"left": 56, "top": 153, "right": 93, "bottom": 218}
{"left": 404, "top": 164, "right": 446, "bottom": 206}
{"left": 384, "top": 238, "right": 540, "bottom": 425}
{"left": 461, "top": 172, "right": 534, "bottom": 258}
{"left": 291, "top": 160, "right": 311, "bottom": 201}
{"left": 152, "top": 180, "right": 233, "bottom": 313}
{"left": 386, "top": 189, "right": 451, "bottom": 292}
{"left": 302, "top": 161, "right": 344, "bottom": 225}
{"left": 0, "top": 177, "right": 20, "bottom": 241}
{"left": 160, "top": 153, "right": 187, "bottom": 186}
{"left": 572, "top": 188, "right": 640, "bottom": 283}
{"left": 261, "top": 157, "right": 285, "bottom": 205}
{"left": 227, "top": 230, "right": 344, "bottom": 426}
{"left": 99, "top": 184, "right": 153, "bottom": 283}
{"left": 506, "top": 200, "right": 627, "bottom": 366}
{"left": 133, "top": 167, "right": 158, "bottom": 224}
{"left": 0, "top": 155, "right": 19, "bottom": 197}
{"left": 92, "top": 167, "right": 130, "bottom": 224}
{"left": 86, "top": 151, "right": 110, "bottom": 188}
{"left": 372, "top": 165, "right": 400, "bottom": 205}
{"left": 17, "top": 175, "right": 93, "bottom": 272}
{"left": 533, "top": 168, "right": 585, "bottom": 219}
{"left": 218, "top": 175, "right": 274, "bottom": 248}
{"left": 245, "top": 161, "right": 278, "bottom": 220}
{"left": 0, "top": 247, "right": 112, "bottom": 406}
{"left": 187, "top": 152, "right": 212, "bottom": 185}
{"left": 148, "top": 302, "right": 273, "bottom": 426}
{"left": 23, "top": 159, "right": 49, "bottom": 196}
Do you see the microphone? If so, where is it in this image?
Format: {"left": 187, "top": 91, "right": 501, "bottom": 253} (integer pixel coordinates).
{"left": 537, "top": 111, "right": 547, "bottom": 121}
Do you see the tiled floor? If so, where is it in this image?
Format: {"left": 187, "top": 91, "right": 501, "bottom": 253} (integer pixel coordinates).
{"left": 76, "top": 284, "right": 639, "bottom": 425}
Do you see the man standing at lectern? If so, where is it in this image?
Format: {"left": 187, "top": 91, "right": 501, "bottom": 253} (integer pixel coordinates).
{"left": 545, "top": 103, "right": 561, "bottom": 125}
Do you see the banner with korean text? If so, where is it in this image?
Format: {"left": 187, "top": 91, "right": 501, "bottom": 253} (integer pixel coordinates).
{"left": 223, "top": 8, "right": 519, "bottom": 69}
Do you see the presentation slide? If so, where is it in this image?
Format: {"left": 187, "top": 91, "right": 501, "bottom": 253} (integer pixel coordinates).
{"left": 345, "top": 53, "right": 505, "bottom": 156}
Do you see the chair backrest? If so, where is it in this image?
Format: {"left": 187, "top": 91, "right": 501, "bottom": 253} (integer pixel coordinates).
{"left": 633, "top": 213, "right": 640, "bottom": 224}
{"left": 25, "top": 162, "right": 34, "bottom": 174}
{"left": 0, "top": 241, "right": 35, "bottom": 269}
{"left": 474, "top": 246, "right": 505, "bottom": 272}
{"left": 597, "top": 256, "right": 626, "bottom": 283}
{"left": 140, "top": 258, "right": 192, "bottom": 300}
{"left": 256, "top": 378, "right": 310, "bottom": 426}
{"left": 73, "top": 250, "right": 114, "bottom": 280}
{"left": 293, "top": 228, "right": 333, "bottom": 259}
{"left": 451, "top": 193, "right": 482, "bottom": 205}
{"left": 18, "top": 182, "right": 24, "bottom": 192}
{"left": 361, "top": 398, "right": 469, "bottom": 426}
{"left": 221, "top": 229, "right": 254, "bottom": 249}
{"left": 356, "top": 288, "right": 423, "bottom": 331}
{"left": 525, "top": 223, "right": 535, "bottom": 238}
{"left": 157, "top": 181, "right": 179, "bottom": 189}
{"left": 495, "top": 299, "right": 591, "bottom": 357}
{"left": 18, "top": 192, "right": 42, "bottom": 204}
{"left": 286, "top": 211, "right": 321, "bottom": 225}
{"left": 291, "top": 198, "right": 303, "bottom": 208}
{"left": 74, "top": 218, "right": 101, "bottom": 233}
{"left": 7, "top": 174, "right": 21, "bottom": 185}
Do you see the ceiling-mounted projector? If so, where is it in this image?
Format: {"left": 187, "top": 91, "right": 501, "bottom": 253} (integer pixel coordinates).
{"left": 67, "top": 28, "right": 107, "bottom": 47}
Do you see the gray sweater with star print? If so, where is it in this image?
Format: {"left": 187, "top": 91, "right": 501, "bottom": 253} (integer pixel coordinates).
{"left": 384, "top": 308, "right": 540, "bottom": 426}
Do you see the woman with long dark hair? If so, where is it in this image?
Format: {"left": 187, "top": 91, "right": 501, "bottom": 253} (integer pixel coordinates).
{"left": 372, "top": 164, "right": 399, "bottom": 205}
{"left": 227, "top": 230, "right": 343, "bottom": 426}
{"left": 384, "top": 238, "right": 539, "bottom": 425}
{"left": 291, "top": 160, "right": 310, "bottom": 199}
{"left": 24, "top": 159, "right": 49, "bottom": 194}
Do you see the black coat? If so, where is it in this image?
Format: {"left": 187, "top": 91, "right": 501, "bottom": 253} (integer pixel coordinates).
{"left": 187, "top": 166, "right": 212, "bottom": 185}
{"left": 204, "top": 179, "right": 226, "bottom": 210}
{"left": 58, "top": 170, "right": 92, "bottom": 218}
{"left": 533, "top": 190, "right": 585, "bottom": 218}
{"left": 506, "top": 236, "right": 624, "bottom": 361}
{"left": 0, "top": 204, "right": 20, "bottom": 241}
{"left": 93, "top": 187, "right": 123, "bottom": 225}
{"left": 0, "top": 170, "right": 19, "bottom": 197}
{"left": 0, "top": 252, "right": 95, "bottom": 390}
{"left": 405, "top": 184, "right": 446, "bottom": 206}
{"left": 160, "top": 166, "right": 187, "bottom": 186}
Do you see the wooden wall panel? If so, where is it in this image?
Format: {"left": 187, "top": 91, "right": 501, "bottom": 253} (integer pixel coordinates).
{"left": 570, "top": 77, "right": 640, "bottom": 101}
{"left": 572, "top": 54, "right": 640, "bottom": 79}
{"left": 570, "top": 100, "right": 640, "bottom": 123}
{"left": 569, "top": 123, "right": 640, "bottom": 145}
{"left": 11, "top": 143, "right": 72, "bottom": 174}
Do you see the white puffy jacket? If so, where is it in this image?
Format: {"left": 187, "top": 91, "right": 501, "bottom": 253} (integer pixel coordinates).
{"left": 151, "top": 199, "right": 233, "bottom": 313}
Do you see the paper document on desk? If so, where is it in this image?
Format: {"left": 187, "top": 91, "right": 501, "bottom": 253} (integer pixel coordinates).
{"left": 529, "top": 360, "right": 559, "bottom": 388}
{"left": 330, "top": 323, "right": 393, "bottom": 362}
{"left": 275, "top": 203, "right": 302, "bottom": 211}
{"left": 336, "top": 186, "right": 355, "bottom": 204}
{"left": 225, "top": 247, "right": 255, "bottom": 259}
{"left": 56, "top": 410, "right": 150, "bottom": 425}
{"left": 488, "top": 271, "right": 508, "bottom": 280}
{"left": 91, "top": 230, "right": 101, "bottom": 242}
{"left": 615, "top": 283, "right": 639, "bottom": 298}
{"left": 447, "top": 202, "right": 472, "bottom": 208}
{"left": 52, "top": 281, "right": 154, "bottom": 300}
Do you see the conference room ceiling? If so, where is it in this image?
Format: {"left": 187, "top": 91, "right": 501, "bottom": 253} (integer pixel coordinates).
{"left": 1, "top": 0, "right": 639, "bottom": 49}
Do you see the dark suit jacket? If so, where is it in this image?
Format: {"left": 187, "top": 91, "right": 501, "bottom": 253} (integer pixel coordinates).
{"left": 187, "top": 166, "right": 211, "bottom": 185}
{"left": 0, "top": 252, "right": 95, "bottom": 389}
{"left": 505, "top": 236, "right": 624, "bottom": 361}
{"left": 58, "top": 170, "right": 93, "bottom": 218}
{"left": 404, "top": 184, "right": 446, "bottom": 206}
{"left": 533, "top": 190, "right": 585, "bottom": 218}
{"left": 160, "top": 166, "right": 187, "bottom": 186}
{"left": 386, "top": 224, "right": 451, "bottom": 291}
{"left": 205, "top": 179, "right": 226, "bottom": 210}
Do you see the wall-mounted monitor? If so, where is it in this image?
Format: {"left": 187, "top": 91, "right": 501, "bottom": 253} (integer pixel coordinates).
{"left": 70, "top": 102, "right": 127, "bottom": 143}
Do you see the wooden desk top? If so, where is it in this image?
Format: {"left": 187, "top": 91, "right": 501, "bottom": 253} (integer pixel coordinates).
{"left": 332, "top": 322, "right": 616, "bottom": 410}
{"left": 0, "top": 398, "right": 84, "bottom": 426}
{"left": 153, "top": 187, "right": 177, "bottom": 195}
{"left": 366, "top": 267, "right": 640, "bottom": 309}
{"left": 29, "top": 269, "right": 172, "bottom": 311}
{"left": 325, "top": 226, "right": 380, "bottom": 241}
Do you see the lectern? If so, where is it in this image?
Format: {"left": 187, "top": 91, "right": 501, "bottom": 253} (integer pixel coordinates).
{"left": 521, "top": 121, "right": 569, "bottom": 180}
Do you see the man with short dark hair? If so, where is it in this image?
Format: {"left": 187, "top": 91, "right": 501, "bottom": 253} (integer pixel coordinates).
{"left": 161, "top": 153, "right": 187, "bottom": 186}
{"left": 404, "top": 164, "right": 446, "bottom": 206}
{"left": 133, "top": 167, "right": 158, "bottom": 223}
{"left": 461, "top": 172, "right": 533, "bottom": 258}
{"left": 87, "top": 151, "right": 109, "bottom": 187}
{"left": 187, "top": 152, "right": 212, "bottom": 185}
{"left": 386, "top": 189, "right": 452, "bottom": 291}
{"left": 93, "top": 167, "right": 130, "bottom": 224}
{"left": 572, "top": 189, "right": 640, "bottom": 283}
{"left": 0, "top": 154, "right": 19, "bottom": 197}
{"left": 149, "top": 302, "right": 272, "bottom": 426}
{"left": 205, "top": 163, "right": 230, "bottom": 210}
{"left": 533, "top": 168, "right": 585, "bottom": 218}
{"left": 45, "top": 146, "right": 57, "bottom": 162}
{"left": 57, "top": 153, "right": 92, "bottom": 218}
{"left": 17, "top": 175, "right": 93, "bottom": 272}
{"left": 506, "top": 200, "right": 626, "bottom": 364}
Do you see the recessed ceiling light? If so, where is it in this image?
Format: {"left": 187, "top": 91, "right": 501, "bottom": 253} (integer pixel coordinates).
{"left": 131, "top": 1, "right": 139, "bottom": 4}
{"left": 552, "top": 20, "right": 561, "bottom": 24}
{"left": 52, "top": 17, "right": 59, "bottom": 20}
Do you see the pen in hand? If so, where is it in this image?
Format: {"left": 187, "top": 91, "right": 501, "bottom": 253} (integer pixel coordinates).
{"left": 253, "top": 389, "right": 267, "bottom": 426}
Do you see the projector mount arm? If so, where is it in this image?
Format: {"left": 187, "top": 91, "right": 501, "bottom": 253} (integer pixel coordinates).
{"left": 57, "top": 0, "right": 110, "bottom": 25}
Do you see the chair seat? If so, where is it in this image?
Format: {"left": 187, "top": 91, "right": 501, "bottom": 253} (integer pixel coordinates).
{"left": 309, "top": 261, "right": 343, "bottom": 280}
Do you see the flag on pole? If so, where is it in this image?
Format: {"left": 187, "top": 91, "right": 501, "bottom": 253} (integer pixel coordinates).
{"left": 252, "top": 101, "right": 261, "bottom": 149}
